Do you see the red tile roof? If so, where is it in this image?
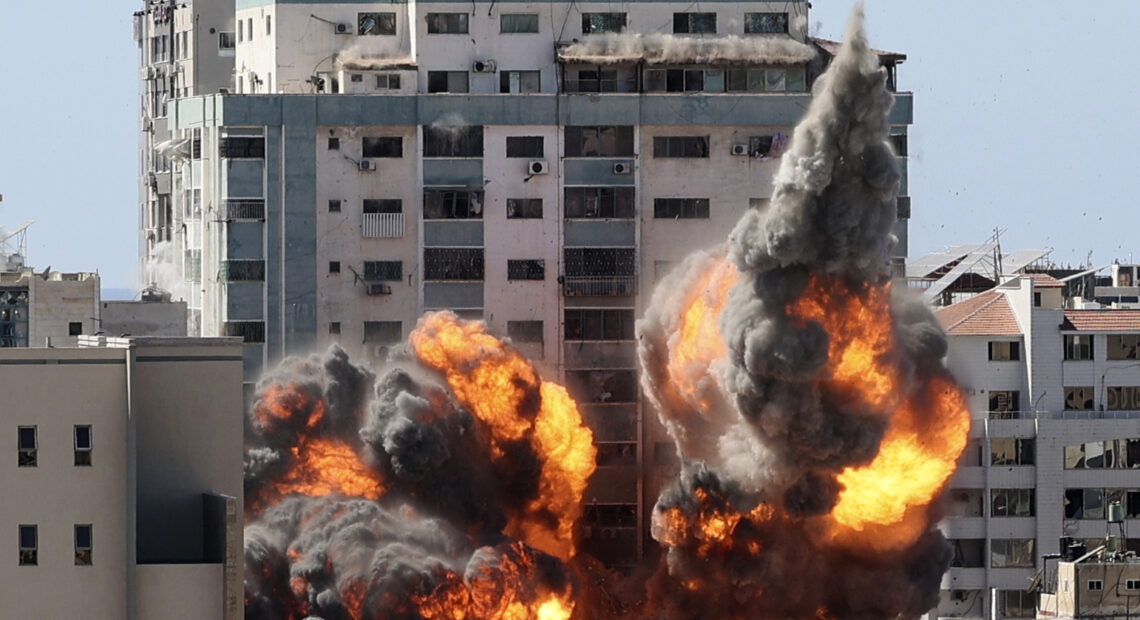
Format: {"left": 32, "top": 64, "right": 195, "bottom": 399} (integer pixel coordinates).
{"left": 935, "top": 291, "right": 1022, "bottom": 336}
{"left": 1024, "top": 273, "right": 1063, "bottom": 289}
{"left": 1062, "top": 311, "right": 1140, "bottom": 332}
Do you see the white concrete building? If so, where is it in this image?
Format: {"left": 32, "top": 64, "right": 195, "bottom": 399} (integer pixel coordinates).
{"left": 142, "top": 0, "right": 913, "bottom": 567}
{"left": 932, "top": 270, "right": 1140, "bottom": 619}
{"left": 0, "top": 243, "right": 101, "bottom": 348}
{"left": 0, "top": 337, "right": 243, "bottom": 619}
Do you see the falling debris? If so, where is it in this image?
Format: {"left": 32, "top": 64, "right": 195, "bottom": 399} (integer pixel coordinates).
{"left": 636, "top": 5, "right": 969, "bottom": 618}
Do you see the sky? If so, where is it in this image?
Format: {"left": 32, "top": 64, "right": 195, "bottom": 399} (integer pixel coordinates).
{"left": 0, "top": 1, "right": 1138, "bottom": 292}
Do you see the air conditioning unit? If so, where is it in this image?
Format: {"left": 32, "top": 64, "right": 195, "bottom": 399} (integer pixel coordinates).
{"left": 358, "top": 159, "right": 376, "bottom": 172}
{"left": 365, "top": 282, "right": 391, "bottom": 295}
{"left": 472, "top": 59, "right": 497, "bottom": 73}
{"left": 731, "top": 144, "right": 749, "bottom": 156}
{"left": 528, "top": 160, "right": 548, "bottom": 175}
{"left": 334, "top": 23, "right": 352, "bottom": 34}
{"left": 612, "top": 162, "right": 631, "bottom": 175}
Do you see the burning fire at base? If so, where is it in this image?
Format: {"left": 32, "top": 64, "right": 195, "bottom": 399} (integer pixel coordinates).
{"left": 243, "top": 6, "right": 969, "bottom": 619}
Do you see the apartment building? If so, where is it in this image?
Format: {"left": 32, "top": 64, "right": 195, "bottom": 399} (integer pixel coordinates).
{"left": 0, "top": 337, "right": 243, "bottom": 619}
{"left": 141, "top": 0, "right": 913, "bottom": 567}
{"left": 0, "top": 246, "right": 101, "bottom": 348}
{"left": 932, "top": 269, "right": 1140, "bottom": 619}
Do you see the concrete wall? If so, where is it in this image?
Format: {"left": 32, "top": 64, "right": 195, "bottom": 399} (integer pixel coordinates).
{"left": 137, "top": 563, "right": 223, "bottom": 620}
{"left": 101, "top": 301, "right": 188, "bottom": 338}
{"left": 28, "top": 273, "right": 101, "bottom": 347}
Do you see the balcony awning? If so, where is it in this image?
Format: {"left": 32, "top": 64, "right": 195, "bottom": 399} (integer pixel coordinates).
{"left": 557, "top": 34, "right": 816, "bottom": 66}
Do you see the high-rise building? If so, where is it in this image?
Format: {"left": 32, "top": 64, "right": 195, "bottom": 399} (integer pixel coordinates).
{"left": 0, "top": 336, "right": 243, "bottom": 619}
{"left": 933, "top": 268, "right": 1140, "bottom": 619}
{"left": 141, "top": 0, "right": 913, "bottom": 567}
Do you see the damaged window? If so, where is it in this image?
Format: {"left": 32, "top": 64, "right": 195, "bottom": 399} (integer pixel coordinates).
{"left": 500, "top": 70, "right": 541, "bottom": 94}
{"left": 565, "top": 126, "right": 634, "bottom": 157}
{"left": 426, "top": 71, "right": 469, "bottom": 93}
{"left": 18, "top": 525, "right": 36, "bottom": 566}
{"left": 501, "top": 13, "right": 539, "bottom": 33}
{"left": 653, "top": 136, "right": 708, "bottom": 158}
{"left": 507, "top": 198, "right": 543, "bottom": 219}
{"left": 75, "top": 524, "right": 92, "bottom": 566}
{"left": 565, "top": 369, "right": 638, "bottom": 403}
{"left": 221, "top": 259, "right": 266, "bottom": 282}
{"left": 654, "top": 198, "right": 709, "bottom": 219}
{"left": 596, "top": 443, "right": 637, "bottom": 466}
{"left": 223, "top": 321, "right": 266, "bottom": 343}
{"left": 744, "top": 12, "right": 788, "bottom": 34}
{"left": 1108, "top": 335, "right": 1140, "bottom": 360}
{"left": 564, "top": 309, "right": 634, "bottom": 341}
{"left": 423, "top": 125, "right": 483, "bottom": 157}
{"left": 564, "top": 187, "right": 635, "bottom": 219}
{"left": 358, "top": 12, "right": 396, "bottom": 35}
{"left": 563, "top": 248, "right": 636, "bottom": 278}
{"left": 987, "top": 390, "right": 1021, "bottom": 417}
{"left": 507, "top": 260, "right": 545, "bottom": 281}
{"left": 583, "top": 504, "right": 637, "bottom": 528}
{"left": 582, "top": 13, "right": 626, "bottom": 34}
{"left": 507, "top": 320, "right": 543, "bottom": 343}
{"left": 362, "top": 137, "right": 403, "bottom": 158}
{"left": 219, "top": 136, "right": 264, "bottom": 158}
{"left": 673, "top": 12, "right": 716, "bottom": 34}
{"left": 998, "top": 590, "right": 1037, "bottom": 618}
{"left": 991, "top": 488, "right": 1035, "bottom": 517}
{"left": 1064, "top": 335, "right": 1094, "bottom": 360}
{"left": 424, "top": 190, "right": 483, "bottom": 219}
{"left": 1064, "top": 488, "right": 1108, "bottom": 520}
{"left": 363, "top": 321, "right": 402, "bottom": 344}
{"left": 990, "top": 539, "right": 1035, "bottom": 569}
{"left": 426, "top": 13, "right": 468, "bottom": 34}
{"left": 1107, "top": 386, "right": 1140, "bottom": 410}
{"left": 17, "top": 426, "right": 36, "bottom": 467}
{"left": 991, "top": 438, "right": 1034, "bottom": 466}
{"left": 1063, "top": 386, "right": 1094, "bottom": 410}
{"left": 726, "top": 67, "right": 805, "bottom": 93}
{"left": 424, "top": 248, "right": 484, "bottom": 281}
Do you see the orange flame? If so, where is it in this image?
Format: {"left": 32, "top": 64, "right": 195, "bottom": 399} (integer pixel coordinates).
{"left": 668, "top": 260, "right": 738, "bottom": 410}
{"left": 410, "top": 313, "right": 596, "bottom": 560}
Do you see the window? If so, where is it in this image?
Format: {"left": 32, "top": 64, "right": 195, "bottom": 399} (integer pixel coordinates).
{"left": 329, "top": 322, "right": 341, "bottom": 335}
{"left": 991, "top": 488, "right": 1035, "bottom": 517}
{"left": 247, "top": 17, "right": 254, "bottom": 41}
{"left": 565, "top": 126, "right": 634, "bottom": 157}
{"left": 424, "top": 248, "right": 484, "bottom": 281}
{"left": 1089, "top": 580, "right": 1104, "bottom": 591}
{"left": 223, "top": 320, "right": 266, "bottom": 343}
{"left": 17, "top": 426, "right": 35, "bottom": 467}
{"left": 1064, "top": 386, "right": 1094, "bottom": 410}
{"left": 564, "top": 187, "right": 635, "bottom": 219}
{"left": 507, "top": 260, "right": 545, "bottom": 281}
{"left": 506, "top": 137, "right": 544, "bottom": 158}
{"left": 350, "top": 74, "right": 363, "bottom": 83}
{"left": 654, "top": 198, "right": 709, "bottom": 219}
{"left": 646, "top": 68, "right": 723, "bottom": 93}
{"left": 725, "top": 67, "right": 806, "bottom": 93}
{"left": 266, "top": 15, "right": 271, "bottom": 36}
{"left": 563, "top": 248, "right": 637, "bottom": 277}
{"left": 1127, "top": 579, "right": 1140, "bottom": 590}
{"left": 988, "top": 341, "right": 1020, "bottom": 361}
{"left": 1108, "top": 335, "right": 1140, "bottom": 360}
{"left": 673, "top": 12, "right": 716, "bottom": 34}
{"left": 426, "top": 13, "right": 468, "bottom": 34}
{"left": 582, "top": 13, "right": 626, "bottom": 34}
{"left": 427, "top": 71, "right": 469, "bottom": 93}
{"left": 359, "top": 12, "right": 396, "bottom": 35}
{"left": 375, "top": 74, "right": 401, "bottom": 90}
{"left": 328, "top": 200, "right": 342, "bottom": 213}
{"left": 424, "top": 190, "right": 483, "bottom": 219}
{"left": 329, "top": 261, "right": 341, "bottom": 274}
{"left": 68, "top": 321, "right": 83, "bottom": 336}
{"left": 507, "top": 320, "right": 543, "bottom": 343}
{"left": 1065, "top": 488, "right": 1107, "bottom": 519}
{"left": 18, "top": 525, "right": 36, "bottom": 566}
{"left": 744, "top": 12, "right": 788, "bottom": 34}
{"left": 988, "top": 390, "right": 1021, "bottom": 418}
{"left": 565, "top": 369, "right": 638, "bottom": 403}
{"left": 1064, "top": 334, "right": 1094, "bottom": 360}
{"left": 362, "top": 137, "right": 403, "bottom": 158}
{"left": 1107, "top": 386, "right": 1140, "bottom": 410}
{"left": 74, "top": 425, "right": 92, "bottom": 466}
{"left": 363, "top": 321, "right": 402, "bottom": 344}
{"left": 500, "top": 71, "right": 541, "bottom": 93}
{"left": 363, "top": 261, "right": 402, "bottom": 281}
{"left": 75, "top": 524, "right": 92, "bottom": 566}
{"left": 991, "top": 438, "right": 1034, "bottom": 466}
{"left": 1034, "top": 292, "right": 1042, "bottom": 307}
{"left": 328, "top": 137, "right": 340, "bottom": 150}
{"left": 501, "top": 13, "right": 539, "bottom": 33}
{"left": 991, "top": 539, "right": 1035, "bottom": 569}
{"left": 423, "top": 125, "right": 483, "bottom": 157}
{"left": 219, "top": 136, "right": 265, "bottom": 158}
{"left": 572, "top": 69, "right": 618, "bottom": 93}
{"left": 653, "top": 136, "right": 709, "bottom": 158}
{"left": 889, "top": 133, "right": 907, "bottom": 157}
{"left": 237, "top": 24, "right": 243, "bottom": 43}
{"left": 221, "top": 260, "right": 266, "bottom": 282}
{"left": 997, "top": 590, "right": 1037, "bottom": 618}
{"left": 364, "top": 199, "right": 402, "bottom": 214}
{"left": 564, "top": 309, "right": 634, "bottom": 341}
{"left": 507, "top": 199, "right": 543, "bottom": 219}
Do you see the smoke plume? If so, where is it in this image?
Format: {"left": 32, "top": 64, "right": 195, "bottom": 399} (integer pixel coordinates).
{"left": 635, "top": 5, "right": 968, "bottom": 618}
{"left": 558, "top": 33, "right": 816, "bottom": 66}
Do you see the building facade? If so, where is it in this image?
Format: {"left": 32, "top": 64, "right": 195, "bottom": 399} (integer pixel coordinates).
{"left": 142, "top": 0, "right": 913, "bottom": 568}
{"left": 933, "top": 272, "right": 1140, "bottom": 619}
{"left": 0, "top": 337, "right": 243, "bottom": 619}
{"left": 0, "top": 248, "right": 101, "bottom": 348}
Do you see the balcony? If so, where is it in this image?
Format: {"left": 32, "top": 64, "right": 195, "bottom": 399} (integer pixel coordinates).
{"left": 562, "top": 275, "right": 636, "bottom": 297}
{"left": 363, "top": 212, "right": 404, "bottom": 238}
{"left": 220, "top": 260, "right": 265, "bottom": 282}
{"left": 225, "top": 199, "right": 264, "bottom": 221}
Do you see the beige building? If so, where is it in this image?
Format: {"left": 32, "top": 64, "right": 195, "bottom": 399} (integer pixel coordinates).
{"left": 0, "top": 337, "right": 243, "bottom": 619}
{"left": 0, "top": 257, "right": 101, "bottom": 348}
{"left": 1037, "top": 547, "right": 1140, "bottom": 619}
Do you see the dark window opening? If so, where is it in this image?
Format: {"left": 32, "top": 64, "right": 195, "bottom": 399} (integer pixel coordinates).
{"left": 424, "top": 248, "right": 484, "bottom": 281}
{"left": 75, "top": 524, "right": 92, "bottom": 566}
{"left": 564, "top": 248, "right": 636, "bottom": 277}
{"left": 744, "top": 12, "right": 788, "bottom": 34}
{"left": 564, "top": 309, "right": 635, "bottom": 341}
{"left": 654, "top": 198, "right": 709, "bottom": 219}
{"left": 363, "top": 199, "right": 403, "bottom": 214}
{"left": 653, "top": 136, "right": 709, "bottom": 158}
{"left": 507, "top": 320, "right": 543, "bottom": 343}
{"left": 362, "top": 136, "right": 403, "bottom": 158}
{"left": 363, "top": 261, "right": 402, "bottom": 281}
{"left": 988, "top": 341, "right": 1021, "bottom": 361}
{"left": 328, "top": 137, "right": 340, "bottom": 150}
{"left": 219, "top": 136, "right": 264, "bottom": 158}
{"left": 68, "top": 321, "right": 83, "bottom": 336}
{"left": 565, "top": 187, "right": 634, "bottom": 219}
{"left": 17, "top": 426, "right": 36, "bottom": 467}
{"left": 565, "top": 126, "right": 634, "bottom": 157}
{"left": 223, "top": 321, "right": 265, "bottom": 343}
{"left": 582, "top": 13, "right": 626, "bottom": 34}
{"left": 506, "top": 136, "right": 544, "bottom": 158}
{"left": 363, "top": 321, "right": 402, "bottom": 343}
{"left": 74, "top": 425, "right": 92, "bottom": 466}
{"left": 423, "top": 125, "right": 483, "bottom": 157}
{"left": 18, "top": 525, "right": 36, "bottom": 566}
{"left": 673, "top": 12, "right": 716, "bottom": 34}
{"left": 507, "top": 198, "right": 543, "bottom": 219}
{"left": 507, "top": 259, "right": 545, "bottom": 281}
{"left": 424, "top": 190, "right": 483, "bottom": 219}
{"left": 329, "top": 200, "right": 342, "bottom": 213}
{"left": 329, "top": 261, "right": 341, "bottom": 274}
{"left": 358, "top": 12, "right": 396, "bottom": 35}
{"left": 426, "top": 13, "right": 469, "bottom": 34}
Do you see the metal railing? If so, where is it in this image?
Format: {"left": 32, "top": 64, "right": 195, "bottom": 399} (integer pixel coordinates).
{"left": 363, "top": 212, "right": 404, "bottom": 238}
{"left": 225, "top": 199, "right": 265, "bottom": 221}
{"left": 563, "top": 275, "right": 636, "bottom": 297}
{"left": 988, "top": 409, "right": 1140, "bottom": 420}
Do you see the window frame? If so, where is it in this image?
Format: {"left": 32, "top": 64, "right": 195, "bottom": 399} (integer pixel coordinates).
{"left": 564, "top": 125, "right": 634, "bottom": 157}
{"left": 74, "top": 425, "right": 93, "bottom": 467}
{"left": 581, "top": 12, "right": 627, "bottom": 34}
{"left": 653, "top": 198, "right": 710, "bottom": 219}
{"left": 506, "top": 136, "right": 544, "bottom": 158}
{"left": 500, "top": 13, "right": 539, "bottom": 34}
{"left": 507, "top": 259, "right": 546, "bottom": 281}
{"left": 17, "top": 425, "right": 36, "bottom": 467}
{"left": 987, "top": 341, "right": 1021, "bottom": 361}
{"left": 423, "top": 248, "right": 485, "bottom": 281}
{"left": 358, "top": 12, "right": 397, "bottom": 36}
{"left": 362, "top": 136, "right": 403, "bottom": 158}
{"left": 673, "top": 12, "right": 716, "bottom": 34}
{"left": 362, "top": 260, "right": 403, "bottom": 282}
{"left": 1064, "top": 334, "right": 1095, "bottom": 361}
{"left": 564, "top": 308, "right": 635, "bottom": 341}
{"left": 743, "top": 12, "right": 789, "bottom": 34}
{"left": 426, "top": 12, "right": 469, "bottom": 34}
{"left": 18, "top": 524, "right": 36, "bottom": 566}
{"left": 75, "top": 524, "right": 93, "bottom": 566}
{"left": 506, "top": 198, "right": 543, "bottom": 219}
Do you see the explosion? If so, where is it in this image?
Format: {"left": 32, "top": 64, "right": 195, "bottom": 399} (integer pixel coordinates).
{"left": 243, "top": 6, "right": 970, "bottom": 619}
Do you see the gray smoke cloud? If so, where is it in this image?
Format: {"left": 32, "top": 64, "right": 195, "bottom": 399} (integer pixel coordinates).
{"left": 558, "top": 33, "right": 816, "bottom": 66}
{"left": 636, "top": 5, "right": 960, "bottom": 617}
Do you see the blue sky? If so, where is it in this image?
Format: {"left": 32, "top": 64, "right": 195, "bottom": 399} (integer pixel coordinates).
{"left": 0, "top": 1, "right": 1137, "bottom": 291}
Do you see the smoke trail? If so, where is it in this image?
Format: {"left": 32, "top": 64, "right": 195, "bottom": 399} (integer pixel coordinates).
{"left": 635, "top": 5, "right": 968, "bottom": 618}
{"left": 558, "top": 33, "right": 816, "bottom": 65}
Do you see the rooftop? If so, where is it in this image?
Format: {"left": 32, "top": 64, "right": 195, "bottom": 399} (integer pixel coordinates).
{"left": 1062, "top": 310, "right": 1140, "bottom": 332}
{"left": 935, "top": 290, "right": 1022, "bottom": 336}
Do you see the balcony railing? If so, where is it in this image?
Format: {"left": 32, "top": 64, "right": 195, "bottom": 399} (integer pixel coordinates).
{"left": 988, "top": 409, "right": 1140, "bottom": 420}
{"left": 220, "top": 260, "right": 266, "bottom": 282}
{"left": 225, "top": 199, "right": 265, "bottom": 221}
{"left": 562, "top": 275, "right": 636, "bottom": 297}
{"left": 363, "top": 212, "right": 404, "bottom": 238}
